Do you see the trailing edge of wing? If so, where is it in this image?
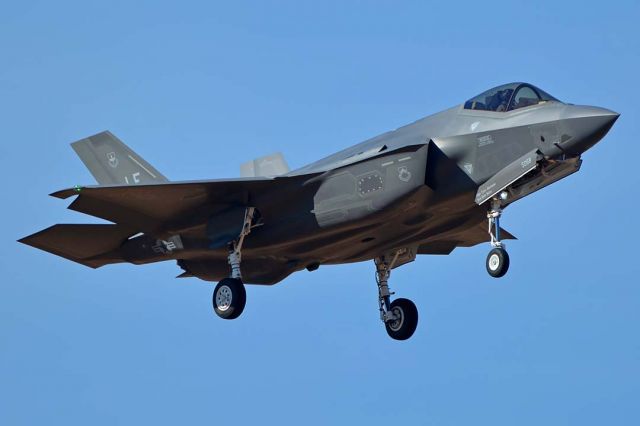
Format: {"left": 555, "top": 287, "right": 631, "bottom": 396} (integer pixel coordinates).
{"left": 50, "top": 177, "right": 272, "bottom": 200}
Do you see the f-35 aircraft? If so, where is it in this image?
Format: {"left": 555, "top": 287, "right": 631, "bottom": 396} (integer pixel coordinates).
{"left": 20, "top": 82, "right": 618, "bottom": 340}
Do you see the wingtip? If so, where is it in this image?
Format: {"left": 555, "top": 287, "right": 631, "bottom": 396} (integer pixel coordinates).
{"left": 50, "top": 186, "right": 84, "bottom": 199}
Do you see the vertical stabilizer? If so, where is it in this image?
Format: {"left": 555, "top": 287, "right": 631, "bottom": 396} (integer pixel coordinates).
{"left": 71, "top": 131, "right": 169, "bottom": 185}
{"left": 240, "top": 153, "right": 290, "bottom": 177}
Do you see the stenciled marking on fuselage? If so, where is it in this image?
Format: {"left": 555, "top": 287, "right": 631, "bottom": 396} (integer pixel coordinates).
{"left": 151, "top": 235, "right": 184, "bottom": 255}
{"left": 398, "top": 156, "right": 412, "bottom": 162}
{"left": 477, "top": 135, "right": 494, "bottom": 147}
{"left": 381, "top": 161, "right": 394, "bottom": 167}
{"left": 475, "top": 182, "right": 497, "bottom": 201}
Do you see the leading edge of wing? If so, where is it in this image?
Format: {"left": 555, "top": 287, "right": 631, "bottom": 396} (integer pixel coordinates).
{"left": 48, "top": 174, "right": 321, "bottom": 235}
{"left": 49, "top": 176, "right": 278, "bottom": 199}
{"left": 50, "top": 142, "right": 424, "bottom": 200}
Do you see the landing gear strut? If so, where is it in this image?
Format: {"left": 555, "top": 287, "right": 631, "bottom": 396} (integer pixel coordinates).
{"left": 375, "top": 254, "right": 418, "bottom": 340}
{"left": 212, "top": 207, "right": 256, "bottom": 320}
{"left": 486, "top": 196, "right": 510, "bottom": 278}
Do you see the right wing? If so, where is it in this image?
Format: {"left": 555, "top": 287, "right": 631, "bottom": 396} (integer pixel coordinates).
{"left": 20, "top": 173, "right": 317, "bottom": 274}
{"left": 50, "top": 174, "right": 316, "bottom": 237}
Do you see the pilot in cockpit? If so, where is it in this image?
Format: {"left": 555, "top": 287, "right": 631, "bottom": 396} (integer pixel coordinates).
{"left": 487, "top": 89, "right": 513, "bottom": 112}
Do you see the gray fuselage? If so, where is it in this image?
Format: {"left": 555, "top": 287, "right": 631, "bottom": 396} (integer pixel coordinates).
{"left": 173, "top": 84, "right": 618, "bottom": 284}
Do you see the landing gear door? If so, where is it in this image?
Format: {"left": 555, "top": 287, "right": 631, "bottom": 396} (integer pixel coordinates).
{"left": 474, "top": 149, "right": 540, "bottom": 205}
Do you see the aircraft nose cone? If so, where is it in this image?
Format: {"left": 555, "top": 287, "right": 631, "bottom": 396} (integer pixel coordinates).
{"left": 560, "top": 106, "right": 619, "bottom": 155}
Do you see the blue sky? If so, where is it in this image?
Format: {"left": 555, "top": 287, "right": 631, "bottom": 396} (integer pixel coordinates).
{"left": 2, "top": 1, "right": 639, "bottom": 424}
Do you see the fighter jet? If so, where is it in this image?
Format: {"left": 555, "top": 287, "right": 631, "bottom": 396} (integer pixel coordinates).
{"left": 20, "top": 82, "right": 618, "bottom": 340}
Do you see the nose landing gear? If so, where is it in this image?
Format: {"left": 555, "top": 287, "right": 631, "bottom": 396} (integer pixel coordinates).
{"left": 375, "top": 254, "right": 418, "bottom": 340}
{"left": 486, "top": 196, "right": 510, "bottom": 278}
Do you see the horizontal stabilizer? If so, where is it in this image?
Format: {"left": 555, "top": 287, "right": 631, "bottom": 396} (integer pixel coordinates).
{"left": 71, "top": 131, "right": 169, "bottom": 185}
{"left": 240, "top": 153, "right": 290, "bottom": 177}
{"left": 18, "top": 224, "right": 135, "bottom": 268}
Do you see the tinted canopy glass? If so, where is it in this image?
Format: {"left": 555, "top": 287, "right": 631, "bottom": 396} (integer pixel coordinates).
{"left": 464, "top": 83, "right": 560, "bottom": 112}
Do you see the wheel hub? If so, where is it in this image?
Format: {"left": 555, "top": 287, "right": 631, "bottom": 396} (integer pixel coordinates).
{"left": 489, "top": 253, "right": 500, "bottom": 271}
{"left": 387, "top": 306, "right": 405, "bottom": 332}
{"left": 215, "top": 285, "right": 233, "bottom": 311}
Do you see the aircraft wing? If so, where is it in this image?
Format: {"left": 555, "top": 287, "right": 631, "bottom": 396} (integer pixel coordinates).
{"left": 21, "top": 174, "right": 317, "bottom": 275}
{"left": 51, "top": 175, "right": 314, "bottom": 236}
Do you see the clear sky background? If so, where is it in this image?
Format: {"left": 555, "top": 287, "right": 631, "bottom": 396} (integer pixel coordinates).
{"left": 1, "top": 1, "right": 639, "bottom": 424}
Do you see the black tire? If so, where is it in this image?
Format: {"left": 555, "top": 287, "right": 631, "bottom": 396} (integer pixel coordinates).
{"left": 212, "top": 278, "right": 246, "bottom": 319}
{"left": 385, "top": 298, "right": 419, "bottom": 341}
{"left": 486, "top": 247, "right": 510, "bottom": 278}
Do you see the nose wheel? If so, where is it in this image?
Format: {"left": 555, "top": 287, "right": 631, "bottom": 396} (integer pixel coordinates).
{"left": 486, "top": 196, "right": 510, "bottom": 278}
{"left": 375, "top": 255, "right": 419, "bottom": 340}
{"left": 486, "top": 247, "right": 509, "bottom": 278}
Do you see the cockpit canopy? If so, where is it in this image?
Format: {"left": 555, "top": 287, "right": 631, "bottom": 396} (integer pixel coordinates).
{"left": 464, "top": 82, "right": 560, "bottom": 112}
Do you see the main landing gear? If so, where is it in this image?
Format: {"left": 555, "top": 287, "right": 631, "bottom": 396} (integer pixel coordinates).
{"left": 213, "top": 278, "right": 246, "bottom": 319}
{"left": 210, "top": 209, "right": 419, "bottom": 340}
{"left": 486, "top": 195, "right": 510, "bottom": 278}
{"left": 212, "top": 207, "right": 255, "bottom": 320}
{"left": 375, "top": 254, "right": 418, "bottom": 340}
